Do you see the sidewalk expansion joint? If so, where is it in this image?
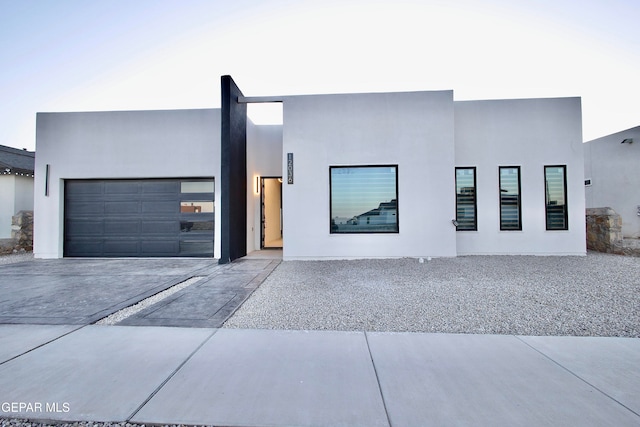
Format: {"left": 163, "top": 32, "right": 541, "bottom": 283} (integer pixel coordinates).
{"left": 364, "top": 331, "right": 393, "bottom": 427}
{"left": 514, "top": 335, "right": 640, "bottom": 419}
{"left": 0, "top": 325, "right": 85, "bottom": 366}
{"left": 126, "top": 328, "right": 219, "bottom": 421}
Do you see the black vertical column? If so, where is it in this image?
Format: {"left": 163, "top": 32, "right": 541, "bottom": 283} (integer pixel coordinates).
{"left": 219, "top": 75, "right": 247, "bottom": 264}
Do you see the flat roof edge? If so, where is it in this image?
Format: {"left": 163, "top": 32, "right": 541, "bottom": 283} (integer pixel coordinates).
{"left": 238, "top": 96, "right": 285, "bottom": 104}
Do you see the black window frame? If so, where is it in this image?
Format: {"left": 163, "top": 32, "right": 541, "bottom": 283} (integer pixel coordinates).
{"left": 544, "top": 165, "right": 568, "bottom": 231}
{"left": 499, "top": 166, "right": 522, "bottom": 231}
{"left": 455, "top": 167, "right": 477, "bottom": 231}
{"left": 329, "top": 164, "right": 399, "bottom": 234}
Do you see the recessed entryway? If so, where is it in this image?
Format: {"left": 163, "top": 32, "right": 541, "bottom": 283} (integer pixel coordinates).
{"left": 261, "top": 177, "right": 283, "bottom": 249}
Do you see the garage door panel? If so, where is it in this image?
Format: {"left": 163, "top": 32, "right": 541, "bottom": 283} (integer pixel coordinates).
{"left": 180, "top": 220, "right": 214, "bottom": 233}
{"left": 180, "top": 240, "right": 214, "bottom": 256}
{"left": 104, "top": 220, "right": 140, "bottom": 235}
{"left": 104, "top": 240, "right": 140, "bottom": 256}
{"left": 105, "top": 201, "right": 140, "bottom": 215}
{"left": 65, "top": 179, "right": 214, "bottom": 257}
{"left": 104, "top": 181, "right": 140, "bottom": 194}
{"left": 142, "top": 181, "right": 179, "bottom": 194}
{"left": 65, "top": 220, "right": 104, "bottom": 236}
{"left": 142, "top": 200, "right": 177, "bottom": 214}
{"left": 65, "top": 240, "right": 104, "bottom": 256}
{"left": 141, "top": 240, "right": 179, "bottom": 255}
{"left": 66, "top": 181, "right": 103, "bottom": 195}
{"left": 143, "top": 221, "right": 177, "bottom": 234}
{"left": 66, "top": 201, "right": 105, "bottom": 215}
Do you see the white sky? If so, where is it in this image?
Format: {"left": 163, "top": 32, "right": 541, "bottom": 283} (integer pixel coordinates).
{"left": 1, "top": 0, "right": 639, "bottom": 151}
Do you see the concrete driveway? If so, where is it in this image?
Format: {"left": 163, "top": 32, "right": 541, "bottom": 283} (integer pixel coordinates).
{"left": 0, "top": 257, "right": 279, "bottom": 327}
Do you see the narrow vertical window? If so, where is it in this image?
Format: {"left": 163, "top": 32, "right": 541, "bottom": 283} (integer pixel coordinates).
{"left": 455, "top": 167, "right": 477, "bottom": 231}
{"left": 330, "top": 165, "right": 398, "bottom": 233}
{"left": 499, "top": 166, "right": 521, "bottom": 230}
{"left": 545, "top": 165, "right": 568, "bottom": 230}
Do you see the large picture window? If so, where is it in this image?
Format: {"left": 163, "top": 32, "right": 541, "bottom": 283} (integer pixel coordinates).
{"left": 330, "top": 165, "right": 398, "bottom": 233}
{"left": 499, "top": 166, "right": 521, "bottom": 230}
{"left": 455, "top": 167, "right": 477, "bottom": 231}
{"left": 545, "top": 165, "right": 568, "bottom": 230}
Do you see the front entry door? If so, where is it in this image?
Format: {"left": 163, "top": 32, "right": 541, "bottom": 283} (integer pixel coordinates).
{"left": 261, "top": 177, "right": 283, "bottom": 248}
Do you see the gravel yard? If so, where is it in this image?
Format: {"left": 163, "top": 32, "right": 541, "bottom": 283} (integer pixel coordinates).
{"left": 224, "top": 252, "right": 640, "bottom": 337}
{"left": 0, "top": 251, "right": 33, "bottom": 265}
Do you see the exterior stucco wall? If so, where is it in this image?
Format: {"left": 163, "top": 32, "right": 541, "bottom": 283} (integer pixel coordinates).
{"left": 0, "top": 176, "right": 15, "bottom": 238}
{"left": 246, "top": 122, "right": 283, "bottom": 253}
{"left": 0, "top": 175, "right": 34, "bottom": 239}
{"left": 454, "top": 97, "right": 585, "bottom": 255}
{"left": 34, "top": 109, "right": 220, "bottom": 258}
{"left": 14, "top": 175, "right": 34, "bottom": 212}
{"left": 584, "top": 126, "right": 640, "bottom": 238}
{"left": 282, "top": 91, "right": 457, "bottom": 260}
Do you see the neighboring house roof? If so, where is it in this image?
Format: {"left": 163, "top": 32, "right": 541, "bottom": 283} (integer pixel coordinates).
{"left": 357, "top": 199, "right": 397, "bottom": 219}
{"left": 585, "top": 125, "right": 640, "bottom": 144}
{"left": 0, "top": 145, "right": 35, "bottom": 176}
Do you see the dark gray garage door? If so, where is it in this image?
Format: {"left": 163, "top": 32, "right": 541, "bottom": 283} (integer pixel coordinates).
{"left": 64, "top": 179, "right": 214, "bottom": 257}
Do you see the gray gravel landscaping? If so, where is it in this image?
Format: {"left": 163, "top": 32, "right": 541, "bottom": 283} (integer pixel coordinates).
{"left": 0, "top": 252, "right": 33, "bottom": 265}
{"left": 224, "top": 252, "right": 640, "bottom": 337}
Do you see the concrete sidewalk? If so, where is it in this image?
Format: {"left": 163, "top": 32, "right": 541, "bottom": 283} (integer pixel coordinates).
{"left": 0, "top": 325, "right": 638, "bottom": 426}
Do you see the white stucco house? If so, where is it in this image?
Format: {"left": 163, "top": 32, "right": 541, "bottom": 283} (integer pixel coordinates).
{"left": 0, "top": 145, "right": 34, "bottom": 239}
{"left": 584, "top": 125, "right": 640, "bottom": 238}
{"left": 34, "top": 76, "right": 585, "bottom": 261}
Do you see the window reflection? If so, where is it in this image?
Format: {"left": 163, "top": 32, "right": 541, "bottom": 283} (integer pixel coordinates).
{"left": 545, "top": 165, "right": 568, "bottom": 230}
{"left": 180, "top": 221, "right": 214, "bottom": 233}
{"left": 330, "top": 165, "right": 398, "bottom": 234}
{"left": 499, "top": 166, "right": 521, "bottom": 231}
{"left": 180, "top": 201, "right": 214, "bottom": 213}
{"left": 180, "top": 240, "right": 214, "bottom": 255}
{"left": 456, "top": 167, "right": 477, "bottom": 231}
{"left": 181, "top": 181, "right": 214, "bottom": 193}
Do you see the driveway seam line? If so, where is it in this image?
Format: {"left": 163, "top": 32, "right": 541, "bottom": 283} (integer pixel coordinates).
{"left": 364, "top": 331, "right": 393, "bottom": 427}
{"left": 86, "top": 273, "right": 202, "bottom": 324}
{"left": 126, "top": 328, "right": 220, "bottom": 422}
{"left": 96, "top": 276, "right": 206, "bottom": 325}
{"left": 514, "top": 335, "right": 640, "bottom": 419}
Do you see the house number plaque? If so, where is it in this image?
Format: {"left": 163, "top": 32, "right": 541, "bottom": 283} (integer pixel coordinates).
{"left": 287, "top": 153, "right": 294, "bottom": 184}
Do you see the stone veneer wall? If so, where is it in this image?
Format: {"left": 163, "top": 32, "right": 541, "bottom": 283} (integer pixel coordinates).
{"left": 586, "top": 207, "right": 623, "bottom": 254}
{"left": 0, "top": 210, "right": 34, "bottom": 255}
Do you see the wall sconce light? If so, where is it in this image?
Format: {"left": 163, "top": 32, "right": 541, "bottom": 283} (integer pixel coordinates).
{"left": 621, "top": 138, "right": 633, "bottom": 144}
{"left": 45, "top": 164, "right": 50, "bottom": 197}
{"left": 451, "top": 219, "right": 459, "bottom": 227}
{"left": 255, "top": 176, "right": 260, "bottom": 194}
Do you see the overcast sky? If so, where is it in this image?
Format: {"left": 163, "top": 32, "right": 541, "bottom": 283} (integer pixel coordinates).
{"left": 1, "top": 0, "right": 638, "bottom": 151}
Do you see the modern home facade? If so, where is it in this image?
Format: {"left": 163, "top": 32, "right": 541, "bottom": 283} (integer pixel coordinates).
{"left": 584, "top": 125, "right": 640, "bottom": 238}
{"left": 34, "top": 76, "right": 586, "bottom": 260}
